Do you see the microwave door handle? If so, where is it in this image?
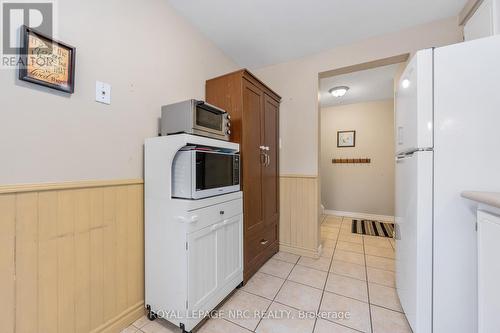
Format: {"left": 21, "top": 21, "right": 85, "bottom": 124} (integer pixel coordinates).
{"left": 198, "top": 101, "right": 226, "bottom": 115}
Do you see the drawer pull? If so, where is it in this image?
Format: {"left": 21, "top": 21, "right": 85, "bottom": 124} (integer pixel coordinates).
{"left": 220, "top": 210, "right": 225, "bottom": 215}
{"left": 260, "top": 239, "right": 269, "bottom": 245}
{"left": 176, "top": 215, "right": 199, "bottom": 224}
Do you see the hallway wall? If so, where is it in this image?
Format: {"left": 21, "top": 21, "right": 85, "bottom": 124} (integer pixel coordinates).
{"left": 320, "top": 100, "right": 395, "bottom": 216}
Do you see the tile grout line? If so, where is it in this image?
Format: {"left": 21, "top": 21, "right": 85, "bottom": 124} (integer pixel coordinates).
{"left": 311, "top": 216, "right": 341, "bottom": 333}
{"left": 242, "top": 276, "right": 401, "bottom": 312}
{"left": 363, "top": 235, "right": 375, "bottom": 333}
{"left": 251, "top": 254, "right": 301, "bottom": 332}
{"left": 243, "top": 265, "right": 330, "bottom": 295}
{"left": 320, "top": 217, "right": 370, "bottom": 333}
{"left": 254, "top": 272, "right": 328, "bottom": 293}
{"left": 220, "top": 316, "right": 254, "bottom": 332}
{"left": 271, "top": 258, "right": 331, "bottom": 274}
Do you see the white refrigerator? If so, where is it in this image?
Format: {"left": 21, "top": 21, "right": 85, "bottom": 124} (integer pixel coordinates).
{"left": 395, "top": 35, "right": 500, "bottom": 333}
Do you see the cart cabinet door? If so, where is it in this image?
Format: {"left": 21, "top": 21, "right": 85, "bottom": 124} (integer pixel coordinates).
{"left": 187, "top": 226, "right": 218, "bottom": 311}
{"left": 218, "top": 214, "right": 243, "bottom": 286}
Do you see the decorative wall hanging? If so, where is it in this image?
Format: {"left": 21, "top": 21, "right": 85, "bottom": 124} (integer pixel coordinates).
{"left": 332, "top": 158, "right": 371, "bottom": 164}
{"left": 18, "top": 25, "right": 76, "bottom": 93}
{"left": 337, "top": 130, "right": 356, "bottom": 147}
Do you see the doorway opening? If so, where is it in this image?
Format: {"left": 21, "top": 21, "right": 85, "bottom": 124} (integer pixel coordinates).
{"left": 317, "top": 54, "right": 408, "bottom": 234}
{"left": 314, "top": 54, "right": 412, "bottom": 330}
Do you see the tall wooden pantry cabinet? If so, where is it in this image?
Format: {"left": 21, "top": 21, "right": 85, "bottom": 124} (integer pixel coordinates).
{"left": 206, "top": 69, "right": 280, "bottom": 282}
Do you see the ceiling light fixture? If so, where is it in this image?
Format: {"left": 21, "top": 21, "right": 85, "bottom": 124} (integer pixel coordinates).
{"left": 401, "top": 79, "right": 411, "bottom": 89}
{"left": 329, "top": 86, "right": 349, "bottom": 98}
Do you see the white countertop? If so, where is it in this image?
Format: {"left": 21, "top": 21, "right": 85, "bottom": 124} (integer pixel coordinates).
{"left": 461, "top": 191, "right": 500, "bottom": 209}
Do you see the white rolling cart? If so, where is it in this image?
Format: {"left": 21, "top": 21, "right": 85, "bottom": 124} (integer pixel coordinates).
{"left": 144, "top": 134, "right": 243, "bottom": 333}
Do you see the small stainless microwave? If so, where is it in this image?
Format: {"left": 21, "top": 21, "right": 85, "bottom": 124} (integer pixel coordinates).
{"left": 171, "top": 147, "right": 240, "bottom": 199}
{"left": 160, "top": 99, "right": 231, "bottom": 141}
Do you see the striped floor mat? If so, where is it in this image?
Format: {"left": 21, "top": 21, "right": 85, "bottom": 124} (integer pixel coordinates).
{"left": 351, "top": 219, "right": 394, "bottom": 238}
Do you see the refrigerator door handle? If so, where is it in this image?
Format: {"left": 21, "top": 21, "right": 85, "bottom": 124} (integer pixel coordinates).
{"left": 396, "top": 152, "right": 414, "bottom": 162}
{"left": 395, "top": 147, "right": 432, "bottom": 162}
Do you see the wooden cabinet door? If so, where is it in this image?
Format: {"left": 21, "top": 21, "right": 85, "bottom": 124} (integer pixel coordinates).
{"left": 241, "top": 79, "right": 264, "bottom": 240}
{"left": 262, "top": 94, "right": 279, "bottom": 233}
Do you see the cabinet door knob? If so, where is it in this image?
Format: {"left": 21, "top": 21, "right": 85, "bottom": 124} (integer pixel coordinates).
{"left": 220, "top": 210, "right": 225, "bottom": 215}
{"left": 260, "top": 239, "right": 269, "bottom": 245}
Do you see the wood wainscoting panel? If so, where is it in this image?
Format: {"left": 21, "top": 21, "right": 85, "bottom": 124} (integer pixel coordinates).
{"left": 0, "top": 194, "right": 16, "bottom": 333}
{"left": 279, "top": 176, "right": 320, "bottom": 258}
{"left": 0, "top": 179, "right": 144, "bottom": 333}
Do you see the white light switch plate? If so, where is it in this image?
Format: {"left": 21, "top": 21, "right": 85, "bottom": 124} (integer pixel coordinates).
{"left": 96, "top": 81, "right": 111, "bottom": 104}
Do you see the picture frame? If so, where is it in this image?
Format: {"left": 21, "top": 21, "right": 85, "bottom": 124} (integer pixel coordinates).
{"left": 18, "top": 25, "right": 76, "bottom": 93}
{"left": 337, "top": 130, "right": 356, "bottom": 147}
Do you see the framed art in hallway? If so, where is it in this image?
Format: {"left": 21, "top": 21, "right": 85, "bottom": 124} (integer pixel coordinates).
{"left": 18, "top": 25, "right": 76, "bottom": 93}
{"left": 337, "top": 130, "right": 356, "bottom": 147}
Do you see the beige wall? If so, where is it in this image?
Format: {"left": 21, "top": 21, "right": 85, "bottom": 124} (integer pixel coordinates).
{"left": 253, "top": 17, "right": 463, "bottom": 176}
{"left": 321, "top": 100, "right": 395, "bottom": 216}
{"left": 0, "top": 0, "right": 237, "bottom": 185}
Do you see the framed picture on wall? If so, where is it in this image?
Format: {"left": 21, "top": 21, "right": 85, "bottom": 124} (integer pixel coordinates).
{"left": 18, "top": 25, "right": 76, "bottom": 93}
{"left": 337, "top": 130, "right": 356, "bottom": 147}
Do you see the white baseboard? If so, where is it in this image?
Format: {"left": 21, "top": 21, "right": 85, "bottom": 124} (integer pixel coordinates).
{"left": 279, "top": 243, "right": 320, "bottom": 258}
{"left": 324, "top": 209, "right": 395, "bottom": 222}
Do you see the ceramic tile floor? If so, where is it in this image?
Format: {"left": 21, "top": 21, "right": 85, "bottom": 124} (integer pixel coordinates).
{"left": 123, "top": 215, "right": 411, "bottom": 333}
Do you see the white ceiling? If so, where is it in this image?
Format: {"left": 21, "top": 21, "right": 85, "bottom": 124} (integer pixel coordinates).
{"left": 167, "top": 0, "right": 467, "bottom": 68}
{"left": 319, "top": 63, "right": 400, "bottom": 107}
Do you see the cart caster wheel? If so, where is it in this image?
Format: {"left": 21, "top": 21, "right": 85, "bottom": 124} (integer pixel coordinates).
{"left": 180, "top": 323, "right": 191, "bottom": 333}
{"left": 146, "top": 304, "right": 157, "bottom": 321}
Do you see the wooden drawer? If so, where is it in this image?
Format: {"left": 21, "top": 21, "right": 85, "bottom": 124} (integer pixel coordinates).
{"left": 182, "top": 198, "right": 243, "bottom": 234}
{"left": 245, "top": 224, "right": 277, "bottom": 263}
